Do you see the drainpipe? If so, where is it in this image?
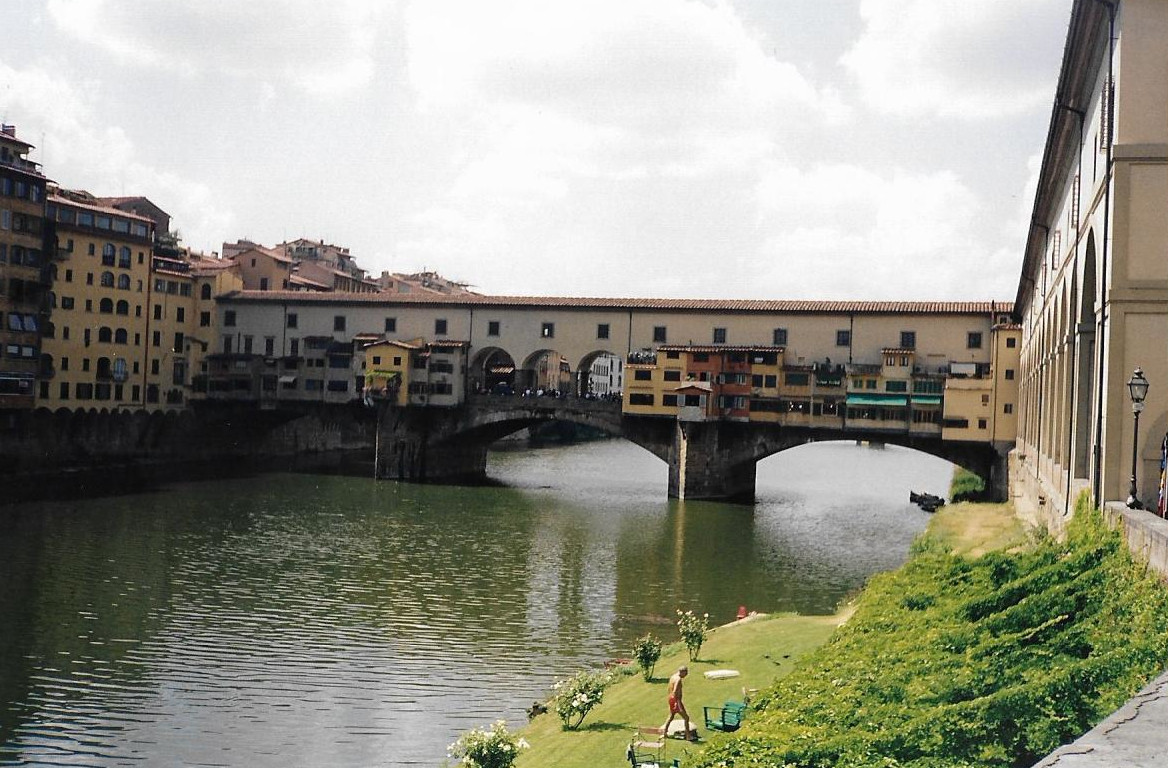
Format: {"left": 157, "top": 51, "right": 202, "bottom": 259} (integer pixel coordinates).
{"left": 1092, "top": 0, "right": 1117, "bottom": 509}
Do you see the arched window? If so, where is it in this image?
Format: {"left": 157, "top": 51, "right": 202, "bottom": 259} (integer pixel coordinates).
{"left": 98, "top": 327, "right": 113, "bottom": 343}
{"left": 115, "top": 300, "right": 129, "bottom": 316}
{"left": 119, "top": 246, "right": 132, "bottom": 268}
{"left": 117, "top": 274, "right": 131, "bottom": 290}
{"left": 100, "top": 271, "right": 114, "bottom": 287}
{"left": 200, "top": 283, "right": 212, "bottom": 300}
{"left": 48, "top": 291, "right": 57, "bottom": 309}
{"left": 114, "top": 328, "right": 128, "bottom": 344}
{"left": 99, "top": 298, "right": 114, "bottom": 313}
{"left": 102, "top": 243, "right": 116, "bottom": 266}
{"left": 97, "top": 357, "right": 112, "bottom": 379}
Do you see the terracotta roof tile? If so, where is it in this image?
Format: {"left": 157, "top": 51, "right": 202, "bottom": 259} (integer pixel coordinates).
{"left": 221, "top": 291, "right": 1012, "bottom": 315}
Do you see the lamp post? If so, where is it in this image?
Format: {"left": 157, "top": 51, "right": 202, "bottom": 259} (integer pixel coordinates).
{"left": 1127, "top": 367, "right": 1149, "bottom": 509}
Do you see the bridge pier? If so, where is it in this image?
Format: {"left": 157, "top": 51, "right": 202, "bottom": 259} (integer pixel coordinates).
{"left": 668, "top": 420, "right": 760, "bottom": 502}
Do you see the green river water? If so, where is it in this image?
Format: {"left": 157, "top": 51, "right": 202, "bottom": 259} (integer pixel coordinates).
{"left": 0, "top": 439, "right": 953, "bottom": 766}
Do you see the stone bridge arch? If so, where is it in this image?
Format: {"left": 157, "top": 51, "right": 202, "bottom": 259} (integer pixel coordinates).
{"left": 574, "top": 348, "right": 623, "bottom": 397}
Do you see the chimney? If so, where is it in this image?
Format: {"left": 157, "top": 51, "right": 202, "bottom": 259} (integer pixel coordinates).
{"left": 1, "top": 125, "right": 16, "bottom": 137}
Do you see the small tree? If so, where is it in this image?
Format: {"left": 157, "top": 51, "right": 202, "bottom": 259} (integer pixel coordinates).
{"left": 677, "top": 609, "right": 710, "bottom": 662}
{"left": 448, "top": 720, "right": 529, "bottom": 768}
{"left": 633, "top": 633, "right": 663, "bottom": 681}
{"left": 550, "top": 670, "right": 611, "bottom": 730}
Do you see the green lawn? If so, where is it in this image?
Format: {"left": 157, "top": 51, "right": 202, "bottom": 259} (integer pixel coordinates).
{"left": 514, "top": 612, "right": 844, "bottom": 768}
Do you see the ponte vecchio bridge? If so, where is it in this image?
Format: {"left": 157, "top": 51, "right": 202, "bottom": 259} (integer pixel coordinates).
{"left": 212, "top": 292, "right": 1020, "bottom": 501}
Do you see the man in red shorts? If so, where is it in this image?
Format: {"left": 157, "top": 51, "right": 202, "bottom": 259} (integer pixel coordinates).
{"left": 665, "top": 666, "right": 696, "bottom": 741}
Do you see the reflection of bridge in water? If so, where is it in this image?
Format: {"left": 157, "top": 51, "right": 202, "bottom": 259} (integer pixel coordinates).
{"left": 373, "top": 393, "right": 1009, "bottom": 502}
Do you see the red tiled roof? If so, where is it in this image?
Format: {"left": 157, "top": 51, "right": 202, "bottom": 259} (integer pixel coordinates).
{"left": 221, "top": 291, "right": 1013, "bottom": 315}
{"left": 48, "top": 191, "right": 154, "bottom": 223}
{"left": 658, "top": 344, "right": 785, "bottom": 353}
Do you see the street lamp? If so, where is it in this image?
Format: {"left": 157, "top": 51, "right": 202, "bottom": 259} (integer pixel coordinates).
{"left": 1127, "top": 367, "right": 1150, "bottom": 509}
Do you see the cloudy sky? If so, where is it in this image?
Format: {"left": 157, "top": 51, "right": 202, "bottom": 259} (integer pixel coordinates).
{"left": 2, "top": 0, "right": 1070, "bottom": 301}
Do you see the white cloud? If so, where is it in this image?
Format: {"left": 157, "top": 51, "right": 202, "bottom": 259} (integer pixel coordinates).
{"left": 841, "top": 0, "right": 1066, "bottom": 119}
{"left": 754, "top": 162, "right": 1005, "bottom": 299}
{"left": 0, "top": 61, "right": 233, "bottom": 251}
{"left": 45, "top": 0, "right": 388, "bottom": 95}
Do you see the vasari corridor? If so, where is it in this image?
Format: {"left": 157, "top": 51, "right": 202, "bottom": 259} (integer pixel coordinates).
{"left": 4, "top": 1, "right": 1168, "bottom": 766}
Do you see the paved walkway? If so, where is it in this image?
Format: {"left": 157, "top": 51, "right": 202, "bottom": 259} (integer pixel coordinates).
{"left": 1031, "top": 667, "right": 1168, "bottom": 766}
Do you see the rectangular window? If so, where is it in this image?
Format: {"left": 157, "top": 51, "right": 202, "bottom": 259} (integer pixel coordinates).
{"left": 764, "top": 374, "right": 777, "bottom": 388}
{"left": 264, "top": 337, "right": 275, "bottom": 356}
{"left": 662, "top": 394, "right": 679, "bottom": 407}
{"left": 629, "top": 393, "right": 654, "bottom": 406}
{"left": 541, "top": 322, "right": 555, "bottom": 338}
{"left": 785, "top": 372, "right": 810, "bottom": 386}
{"left": 1005, "top": 369, "right": 1015, "bottom": 380}
{"left": 153, "top": 304, "right": 162, "bottom": 320}
{"left": 487, "top": 320, "right": 500, "bottom": 336}
{"left": 1004, "top": 403, "right": 1014, "bottom": 414}
{"left": 967, "top": 332, "right": 982, "bottom": 349}
{"left": 435, "top": 319, "right": 447, "bottom": 335}
{"left": 773, "top": 328, "right": 788, "bottom": 346}
{"left": 176, "top": 307, "right": 185, "bottom": 323}
{"left": 333, "top": 315, "right": 346, "bottom": 332}
{"left": 900, "top": 331, "right": 916, "bottom": 349}
{"left": 151, "top": 359, "right": 160, "bottom": 375}
{"left": 290, "top": 338, "right": 299, "bottom": 356}
{"left": 663, "top": 370, "right": 681, "bottom": 381}
{"left": 836, "top": 330, "right": 850, "bottom": 347}
{"left": 713, "top": 327, "right": 727, "bottom": 344}
{"left": 173, "top": 332, "right": 184, "bottom": 352}
{"left": 59, "top": 382, "right": 69, "bottom": 400}
{"left": 653, "top": 326, "right": 666, "bottom": 343}
{"left": 224, "top": 310, "right": 236, "bottom": 327}
{"left": 597, "top": 323, "right": 609, "bottom": 340}
{"left": 287, "top": 313, "right": 298, "bottom": 329}
{"left": 243, "top": 336, "right": 254, "bottom": 354}
{"left": 634, "top": 369, "right": 652, "bottom": 381}
{"left": 978, "top": 418, "right": 988, "bottom": 429}
{"left": 200, "top": 311, "right": 211, "bottom": 327}
{"left": 152, "top": 331, "right": 161, "bottom": 347}
{"left": 885, "top": 380, "right": 907, "bottom": 392}
{"left": 1006, "top": 337, "right": 1017, "bottom": 348}
{"left": 385, "top": 317, "right": 397, "bottom": 333}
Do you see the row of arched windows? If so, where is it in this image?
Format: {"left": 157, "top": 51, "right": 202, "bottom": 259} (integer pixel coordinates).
{"left": 99, "top": 244, "right": 134, "bottom": 269}
{"left": 97, "top": 298, "right": 133, "bottom": 316}
{"left": 96, "top": 326, "right": 130, "bottom": 345}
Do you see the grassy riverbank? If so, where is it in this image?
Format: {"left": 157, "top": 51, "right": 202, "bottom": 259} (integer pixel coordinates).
{"left": 513, "top": 499, "right": 1168, "bottom": 768}
{"left": 513, "top": 502, "right": 1023, "bottom": 768}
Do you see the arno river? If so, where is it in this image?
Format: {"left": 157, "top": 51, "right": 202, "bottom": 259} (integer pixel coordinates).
{"left": 0, "top": 439, "right": 952, "bottom": 767}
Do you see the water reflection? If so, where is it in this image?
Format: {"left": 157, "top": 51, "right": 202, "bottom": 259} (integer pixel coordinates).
{"left": 0, "top": 439, "right": 951, "bottom": 767}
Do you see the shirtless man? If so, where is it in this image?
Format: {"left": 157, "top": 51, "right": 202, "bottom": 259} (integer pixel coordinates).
{"left": 665, "top": 666, "right": 696, "bottom": 741}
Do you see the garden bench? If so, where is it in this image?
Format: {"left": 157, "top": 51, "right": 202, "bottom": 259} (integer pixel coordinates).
{"left": 702, "top": 700, "right": 747, "bottom": 732}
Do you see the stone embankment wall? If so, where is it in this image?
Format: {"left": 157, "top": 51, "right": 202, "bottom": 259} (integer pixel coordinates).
{"left": 0, "top": 404, "right": 376, "bottom": 495}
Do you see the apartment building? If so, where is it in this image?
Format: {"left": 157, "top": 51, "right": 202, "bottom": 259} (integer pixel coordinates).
{"left": 0, "top": 125, "right": 50, "bottom": 408}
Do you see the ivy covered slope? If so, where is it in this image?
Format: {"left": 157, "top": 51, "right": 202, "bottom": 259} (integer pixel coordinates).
{"left": 696, "top": 498, "right": 1168, "bottom": 768}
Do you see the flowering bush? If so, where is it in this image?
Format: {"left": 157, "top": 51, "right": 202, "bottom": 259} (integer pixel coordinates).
{"left": 632, "top": 633, "right": 663, "bottom": 681}
{"left": 550, "top": 670, "right": 611, "bottom": 730}
{"left": 677, "top": 609, "right": 710, "bottom": 661}
{"left": 448, "top": 720, "right": 529, "bottom": 768}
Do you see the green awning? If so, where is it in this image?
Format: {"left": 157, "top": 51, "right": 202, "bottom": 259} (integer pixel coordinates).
{"left": 911, "top": 396, "right": 942, "bottom": 406}
{"left": 847, "top": 394, "right": 908, "bottom": 407}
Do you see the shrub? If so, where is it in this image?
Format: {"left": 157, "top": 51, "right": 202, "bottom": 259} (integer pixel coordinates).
{"left": 447, "top": 720, "right": 528, "bottom": 768}
{"left": 633, "top": 634, "right": 663, "bottom": 681}
{"left": 949, "top": 467, "right": 986, "bottom": 502}
{"left": 550, "top": 670, "right": 611, "bottom": 730}
{"left": 677, "top": 609, "right": 710, "bottom": 662}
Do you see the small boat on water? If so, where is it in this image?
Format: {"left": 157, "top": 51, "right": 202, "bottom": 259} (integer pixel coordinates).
{"left": 909, "top": 491, "right": 946, "bottom": 513}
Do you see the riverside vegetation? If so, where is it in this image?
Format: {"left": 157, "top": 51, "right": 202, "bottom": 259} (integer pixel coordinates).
{"left": 694, "top": 494, "right": 1168, "bottom": 767}
{"left": 506, "top": 496, "right": 1168, "bottom": 768}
